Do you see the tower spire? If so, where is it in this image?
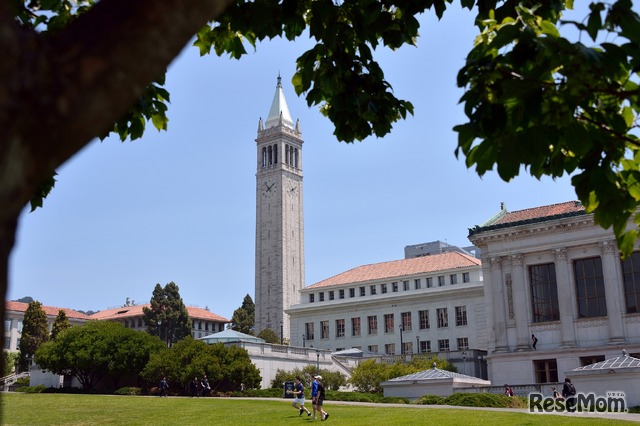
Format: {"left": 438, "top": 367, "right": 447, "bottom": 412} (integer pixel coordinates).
{"left": 265, "top": 75, "right": 294, "bottom": 129}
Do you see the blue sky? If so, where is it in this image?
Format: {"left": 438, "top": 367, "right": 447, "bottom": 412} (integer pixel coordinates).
{"left": 9, "top": 5, "right": 579, "bottom": 319}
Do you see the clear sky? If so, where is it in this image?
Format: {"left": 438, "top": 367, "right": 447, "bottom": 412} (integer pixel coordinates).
{"left": 9, "top": 5, "right": 579, "bottom": 319}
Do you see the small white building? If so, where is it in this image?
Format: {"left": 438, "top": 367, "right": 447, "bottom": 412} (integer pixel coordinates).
{"left": 381, "top": 365, "right": 491, "bottom": 399}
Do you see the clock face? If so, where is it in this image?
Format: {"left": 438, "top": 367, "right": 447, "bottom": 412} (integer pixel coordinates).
{"left": 288, "top": 181, "right": 298, "bottom": 196}
{"left": 262, "top": 181, "right": 275, "bottom": 197}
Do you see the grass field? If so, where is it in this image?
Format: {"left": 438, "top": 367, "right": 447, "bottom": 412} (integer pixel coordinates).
{"left": 2, "top": 394, "right": 638, "bottom": 425}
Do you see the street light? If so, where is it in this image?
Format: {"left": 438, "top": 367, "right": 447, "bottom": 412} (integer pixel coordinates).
{"left": 280, "top": 320, "right": 283, "bottom": 345}
{"left": 399, "top": 324, "right": 404, "bottom": 356}
{"left": 315, "top": 349, "right": 320, "bottom": 375}
{"left": 461, "top": 351, "right": 467, "bottom": 375}
{"left": 416, "top": 335, "right": 420, "bottom": 354}
{"left": 302, "top": 333, "right": 306, "bottom": 348}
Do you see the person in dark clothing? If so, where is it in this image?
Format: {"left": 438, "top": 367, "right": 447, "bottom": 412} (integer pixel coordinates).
{"left": 159, "top": 377, "right": 169, "bottom": 397}
{"left": 562, "top": 378, "right": 577, "bottom": 412}
{"left": 531, "top": 334, "right": 538, "bottom": 350}
{"left": 200, "top": 375, "right": 211, "bottom": 396}
{"left": 190, "top": 377, "right": 199, "bottom": 397}
{"left": 316, "top": 377, "right": 329, "bottom": 421}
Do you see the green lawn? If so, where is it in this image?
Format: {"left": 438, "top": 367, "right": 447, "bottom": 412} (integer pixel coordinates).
{"left": 2, "top": 394, "right": 637, "bottom": 426}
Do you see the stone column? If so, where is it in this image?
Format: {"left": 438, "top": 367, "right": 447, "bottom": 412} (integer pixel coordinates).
{"left": 554, "top": 248, "right": 577, "bottom": 347}
{"left": 491, "top": 257, "right": 509, "bottom": 352}
{"left": 511, "top": 254, "right": 530, "bottom": 350}
{"left": 599, "top": 240, "right": 626, "bottom": 343}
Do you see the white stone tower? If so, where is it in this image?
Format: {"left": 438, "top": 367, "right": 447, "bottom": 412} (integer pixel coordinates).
{"left": 254, "top": 76, "right": 305, "bottom": 341}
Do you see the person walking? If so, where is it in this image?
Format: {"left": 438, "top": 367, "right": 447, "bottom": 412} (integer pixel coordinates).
{"left": 290, "top": 376, "right": 311, "bottom": 416}
{"left": 200, "top": 375, "right": 211, "bottom": 397}
{"left": 311, "top": 375, "right": 320, "bottom": 420}
{"left": 159, "top": 377, "right": 169, "bottom": 397}
{"left": 316, "top": 376, "right": 329, "bottom": 421}
{"left": 531, "top": 334, "right": 538, "bottom": 350}
{"left": 562, "top": 378, "right": 577, "bottom": 412}
{"left": 190, "top": 377, "right": 199, "bottom": 397}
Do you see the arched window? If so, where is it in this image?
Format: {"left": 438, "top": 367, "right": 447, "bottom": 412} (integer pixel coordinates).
{"left": 294, "top": 148, "right": 299, "bottom": 168}
{"left": 285, "top": 144, "right": 290, "bottom": 165}
{"left": 268, "top": 145, "right": 273, "bottom": 165}
{"left": 262, "top": 147, "right": 267, "bottom": 168}
{"left": 289, "top": 146, "right": 294, "bottom": 166}
{"left": 273, "top": 144, "right": 278, "bottom": 164}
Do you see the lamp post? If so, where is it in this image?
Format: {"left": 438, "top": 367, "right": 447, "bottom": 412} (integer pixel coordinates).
{"left": 302, "top": 334, "right": 306, "bottom": 348}
{"left": 416, "top": 335, "right": 420, "bottom": 354}
{"left": 280, "top": 320, "right": 283, "bottom": 345}
{"left": 399, "top": 324, "right": 404, "bottom": 357}
{"left": 461, "top": 351, "right": 467, "bottom": 375}
{"left": 316, "top": 349, "right": 320, "bottom": 375}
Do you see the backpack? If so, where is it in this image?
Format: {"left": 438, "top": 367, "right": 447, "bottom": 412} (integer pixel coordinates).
{"left": 567, "top": 383, "right": 576, "bottom": 396}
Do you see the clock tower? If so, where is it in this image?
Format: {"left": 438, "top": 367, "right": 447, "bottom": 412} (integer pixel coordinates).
{"left": 254, "top": 76, "right": 305, "bottom": 341}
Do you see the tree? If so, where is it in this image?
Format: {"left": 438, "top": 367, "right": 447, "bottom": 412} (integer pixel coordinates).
{"left": 142, "top": 282, "right": 192, "bottom": 346}
{"left": 3, "top": 0, "right": 640, "bottom": 373}
{"left": 271, "top": 365, "right": 346, "bottom": 391}
{"left": 229, "top": 294, "right": 255, "bottom": 335}
{"left": 17, "top": 301, "right": 49, "bottom": 372}
{"left": 35, "top": 320, "right": 165, "bottom": 390}
{"left": 142, "top": 337, "right": 261, "bottom": 393}
{"left": 50, "top": 310, "right": 71, "bottom": 340}
{"left": 257, "top": 328, "right": 279, "bottom": 344}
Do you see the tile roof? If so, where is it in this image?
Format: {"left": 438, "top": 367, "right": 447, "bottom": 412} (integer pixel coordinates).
{"left": 308, "top": 251, "right": 481, "bottom": 289}
{"left": 573, "top": 353, "right": 640, "bottom": 371}
{"left": 89, "top": 304, "right": 229, "bottom": 322}
{"left": 469, "top": 201, "right": 586, "bottom": 236}
{"left": 5, "top": 301, "right": 90, "bottom": 320}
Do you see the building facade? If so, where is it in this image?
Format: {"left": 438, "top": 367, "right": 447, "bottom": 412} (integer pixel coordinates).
{"left": 468, "top": 201, "right": 640, "bottom": 386}
{"left": 90, "top": 304, "right": 229, "bottom": 339}
{"left": 286, "top": 251, "right": 487, "bottom": 376}
{"left": 4, "top": 301, "right": 89, "bottom": 352}
{"left": 254, "top": 76, "right": 305, "bottom": 339}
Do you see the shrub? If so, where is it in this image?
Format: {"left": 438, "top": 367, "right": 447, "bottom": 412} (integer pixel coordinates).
{"left": 15, "top": 377, "right": 30, "bottom": 388}
{"left": 442, "top": 392, "right": 528, "bottom": 408}
{"left": 114, "top": 387, "right": 142, "bottom": 396}
{"left": 14, "top": 385, "right": 46, "bottom": 393}
{"left": 415, "top": 394, "right": 446, "bottom": 405}
{"left": 379, "top": 396, "right": 411, "bottom": 404}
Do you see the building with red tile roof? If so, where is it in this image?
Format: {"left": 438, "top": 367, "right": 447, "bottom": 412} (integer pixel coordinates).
{"left": 4, "top": 301, "right": 90, "bottom": 353}
{"left": 286, "top": 248, "right": 487, "bottom": 378}
{"left": 90, "top": 304, "right": 229, "bottom": 339}
{"left": 468, "top": 200, "right": 640, "bottom": 389}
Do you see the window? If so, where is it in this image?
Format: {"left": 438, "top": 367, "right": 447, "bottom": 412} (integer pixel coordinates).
{"left": 403, "top": 342, "right": 413, "bottom": 355}
{"left": 4, "top": 337, "right": 9, "bottom": 350}
{"left": 438, "top": 276, "right": 445, "bottom": 287}
{"left": 321, "top": 321, "right": 329, "bottom": 339}
{"left": 349, "top": 288, "right": 355, "bottom": 298}
{"left": 17, "top": 320, "right": 22, "bottom": 333}
{"left": 360, "top": 286, "right": 366, "bottom": 296}
{"left": 305, "top": 322, "right": 314, "bottom": 340}
{"left": 463, "top": 272, "right": 470, "bottom": 283}
{"left": 403, "top": 280, "right": 410, "bottom": 291}
{"left": 437, "top": 308, "right": 448, "bottom": 328}
{"left": 457, "top": 337, "right": 469, "bottom": 351}
{"left": 418, "top": 310, "right": 430, "bottom": 329}
{"left": 370, "top": 285, "right": 377, "bottom": 295}
{"left": 368, "top": 345, "right": 378, "bottom": 353}
{"left": 529, "top": 263, "right": 560, "bottom": 322}
{"left": 574, "top": 257, "right": 607, "bottom": 318}
{"left": 426, "top": 277, "right": 433, "bottom": 288}
{"left": 339, "top": 289, "right": 345, "bottom": 299}
{"left": 138, "top": 318, "right": 143, "bottom": 327}
{"left": 534, "top": 359, "right": 558, "bottom": 383}
{"left": 309, "top": 294, "right": 315, "bottom": 303}
{"left": 392, "top": 282, "right": 399, "bottom": 292}
{"left": 319, "top": 292, "right": 325, "bottom": 302}
{"left": 401, "top": 312, "right": 412, "bottom": 331}
{"left": 336, "top": 319, "right": 345, "bottom": 338}
{"left": 450, "top": 274, "right": 458, "bottom": 285}
{"left": 385, "top": 343, "right": 396, "bottom": 355}
{"left": 124, "top": 320, "right": 129, "bottom": 328}
{"left": 329, "top": 291, "right": 335, "bottom": 301}
{"left": 421, "top": 340, "right": 431, "bottom": 353}
{"left": 438, "top": 339, "right": 450, "bottom": 351}
{"left": 368, "top": 315, "right": 378, "bottom": 335}
{"left": 384, "top": 313, "right": 395, "bottom": 333}
{"left": 414, "top": 279, "right": 422, "bottom": 290}
{"left": 381, "top": 284, "right": 388, "bottom": 294}
{"left": 4, "top": 319, "right": 10, "bottom": 332}
{"left": 455, "top": 306, "right": 468, "bottom": 326}
{"left": 580, "top": 355, "right": 605, "bottom": 366}
{"left": 622, "top": 252, "right": 640, "bottom": 313}
{"left": 351, "top": 317, "right": 361, "bottom": 336}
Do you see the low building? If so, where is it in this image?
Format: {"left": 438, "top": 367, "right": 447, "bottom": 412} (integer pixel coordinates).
{"left": 4, "top": 301, "right": 89, "bottom": 352}
{"left": 90, "top": 304, "right": 229, "bottom": 339}
{"left": 287, "top": 250, "right": 488, "bottom": 378}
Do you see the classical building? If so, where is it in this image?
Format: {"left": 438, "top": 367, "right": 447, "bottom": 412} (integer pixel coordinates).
{"left": 4, "top": 301, "right": 89, "bottom": 352}
{"left": 90, "top": 304, "right": 229, "bottom": 339}
{"left": 254, "top": 76, "right": 305, "bottom": 339}
{"left": 286, "top": 250, "right": 488, "bottom": 377}
{"left": 468, "top": 201, "right": 640, "bottom": 386}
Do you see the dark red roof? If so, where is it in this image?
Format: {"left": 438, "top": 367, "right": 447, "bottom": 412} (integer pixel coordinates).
{"left": 5, "top": 301, "right": 90, "bottom": 320}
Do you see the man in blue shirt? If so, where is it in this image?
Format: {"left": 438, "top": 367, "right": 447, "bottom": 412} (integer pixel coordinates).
{"left": 291, "top": 376, "right": 311, "bottom": 416}
{"left": 311, "top": 375, "right": 320, "bottom": 420}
